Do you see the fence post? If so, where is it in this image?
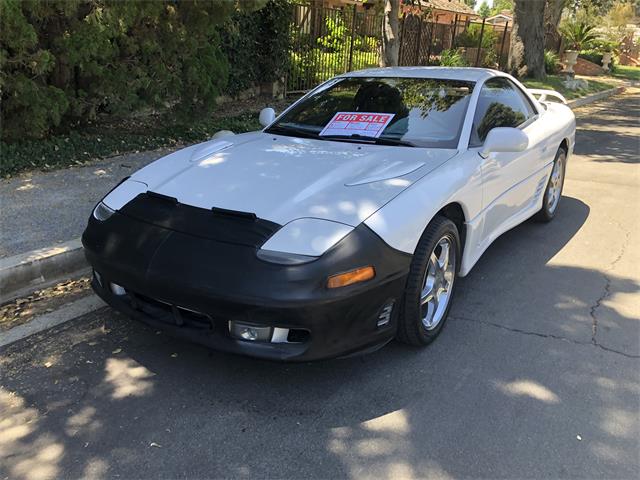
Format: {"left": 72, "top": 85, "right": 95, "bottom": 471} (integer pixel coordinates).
{"left": 398, "top": 12, "right": 406, "bottom": 65}
{"left": 415, "top": 18, "right": 423, "bottom": 65}
{"left": 347, "top": 4, "right": 357, "bottom": 72}
{"left": 475, "top": 18, "right": 486, "bottom": 67}
{"left": 451, "top": 14, "right": 459, "bottom": 49}
{"left": 498, "top": 21, "right": 509, "bottom": 70}
{"left": 426, "top": 20, "right": 435, "bottom": 65}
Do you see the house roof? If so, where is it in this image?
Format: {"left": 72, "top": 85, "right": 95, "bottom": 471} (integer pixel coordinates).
{"left": 486, "top": 12, "right": 513, "bottom": 22}
{"left": 421, "top": 0, "right": 477, "bottom": 16}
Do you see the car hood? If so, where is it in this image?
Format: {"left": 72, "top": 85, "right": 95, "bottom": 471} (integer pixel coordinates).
{"left": 127, "top": 132, "right": 457, "bottom": 227}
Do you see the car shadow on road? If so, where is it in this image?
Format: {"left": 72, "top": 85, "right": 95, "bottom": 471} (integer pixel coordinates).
{"left": 2, "top": 197, "right": 639, "bottom": 479}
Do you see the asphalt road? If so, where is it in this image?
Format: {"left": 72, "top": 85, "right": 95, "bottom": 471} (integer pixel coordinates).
{"left": 1, "top": 92, "right": 639, "bottom": 480}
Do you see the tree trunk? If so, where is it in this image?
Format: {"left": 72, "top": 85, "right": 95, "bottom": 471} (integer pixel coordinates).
{"left": 380, "top": 0, "right": 400, "bottom": 67}
{"left": 544, "top": 0, "right": 566, "bottom": 52}
{"left": 508, "top": 0, "right": 546, "bottom": 79}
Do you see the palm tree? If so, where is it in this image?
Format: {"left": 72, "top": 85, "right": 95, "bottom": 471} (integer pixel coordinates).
{"left": 560, "top": 19, "right": 599, "bottom": 51}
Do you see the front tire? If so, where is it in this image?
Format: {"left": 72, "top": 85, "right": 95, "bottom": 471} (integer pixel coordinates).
{"left": 535, "top": 147, "right": 567, "bottom": 222}
{"left": 396, "top": 216, "right": 460, "bottom": 346}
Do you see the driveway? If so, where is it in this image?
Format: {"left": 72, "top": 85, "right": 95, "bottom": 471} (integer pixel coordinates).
{"left": 1, "top": 91, "right": 638, "bottom": 480}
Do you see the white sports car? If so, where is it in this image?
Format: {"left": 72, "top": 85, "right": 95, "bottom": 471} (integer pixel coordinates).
{"left": 83, "top": 67, "right": 575, "bottom": 361}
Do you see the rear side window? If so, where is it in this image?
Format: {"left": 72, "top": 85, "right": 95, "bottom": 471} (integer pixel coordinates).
{"left": 470, "top": 77, "right": 537, "bottom": 146}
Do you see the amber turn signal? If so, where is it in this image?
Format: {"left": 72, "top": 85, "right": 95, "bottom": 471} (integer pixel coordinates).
{"left": 327, "top": 266, "right": 375, "bottom": 289}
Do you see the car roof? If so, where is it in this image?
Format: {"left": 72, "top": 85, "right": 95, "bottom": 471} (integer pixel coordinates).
{"left": 338, "top": 66, "right": 503, "bottom": 83}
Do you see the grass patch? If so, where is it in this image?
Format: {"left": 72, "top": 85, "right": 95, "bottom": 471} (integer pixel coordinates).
{"left": 1, "top": 110, "right": 262, "bottom": 177}
{"left": 522, "top": 75, "right": 617, "bottom": 100}
{"left": 610, "top": 65, "right": 640, "bottom": 82}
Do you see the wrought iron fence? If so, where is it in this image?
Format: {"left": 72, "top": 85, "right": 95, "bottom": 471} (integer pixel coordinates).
{"left": 287, "top": 3, "right": 382, "bottom": 93}
{"left": 286, "top": 4, "right": 513, "bottom": 94}
{"left": 399, "top": 14, "right": 511, "bottom": 69}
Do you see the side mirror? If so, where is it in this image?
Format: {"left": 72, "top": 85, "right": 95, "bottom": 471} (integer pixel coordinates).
{"left": 259, "top": 107, "right": 276, "bottom": 127}
{"left": 480, "top": 127, "right": 529, "bottom": 158}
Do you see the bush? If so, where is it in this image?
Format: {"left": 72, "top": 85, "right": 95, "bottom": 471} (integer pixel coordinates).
{"left": 544, "top": 50, "right": 561, "bottom": 74}
{"left": 288, "top": 12, "right": 379, "bottom": 90}
{"left": 579, "top": 49, "right": 617, "bottom": 70}
{"left": 578, "top": 49, "right": 603, "bottom": 64}
{"left": 221, "top": 0, "right": 292, "bottom": 95}
{"left": 456, "top": 23, "right": 497, "bottom": 49}
{"left": 560, "top": 19, "right": 598, "bottom": 51}
{"left": 438, "top": 49, "right": 468, "bottom": 67}
{"left": 0, "top": 1, "right": 291, "bottom": 142}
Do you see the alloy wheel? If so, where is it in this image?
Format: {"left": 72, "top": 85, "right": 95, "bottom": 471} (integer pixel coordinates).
{"left": 420, "top": 235, "right": 456, "bottom": 330}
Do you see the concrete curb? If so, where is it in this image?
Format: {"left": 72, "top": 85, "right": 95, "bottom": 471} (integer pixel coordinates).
{"left": 567, "top": 86, "right": 625, "bottom": 109}
{"left": 0, "top": 294, "right": 105, "bottom": 349}
{"left": 0, "top": 238, "right": 88, "bottom": 304}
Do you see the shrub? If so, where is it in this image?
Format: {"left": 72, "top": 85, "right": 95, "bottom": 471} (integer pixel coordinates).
{"left": 579, "top": 49, "right": 617, "bottom": 70}
{"left": 0, "top": 0, "right": 292, "bottom": 142}
{"left": 221, "top": 0, "right": 292, "bottom": 96}
{"left": 544, "top": 50, "right": 561, "bottom": 74}
{"left": 438, "top": 49, "right": 468, "bottom": 67}
{"left": 560, "top": 19, "right": 599, "bottom": 51}
{"left": 456, "top": 23, "right": 497, "bottom": 49}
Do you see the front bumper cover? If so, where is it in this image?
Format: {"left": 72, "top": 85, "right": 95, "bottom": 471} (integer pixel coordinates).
{"left": 82, "top": 198, "right": 411, "bottom": 361}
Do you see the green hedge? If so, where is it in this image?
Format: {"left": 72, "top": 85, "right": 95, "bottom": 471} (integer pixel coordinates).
{"left": 0, "top": 0, "right": 291, "bottom": 142}
{"left": 578, "top": 49, "right": 617, "bottom": 71}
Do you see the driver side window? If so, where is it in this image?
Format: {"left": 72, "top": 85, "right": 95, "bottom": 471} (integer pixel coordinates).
{"left": 470, "top": 77, "right": 536, "bottom": 147}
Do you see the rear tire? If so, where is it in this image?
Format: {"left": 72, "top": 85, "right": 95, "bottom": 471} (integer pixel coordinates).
{"left": 396, "top": 216, "right": 460, "bottom": 346}
{"left": 535, "top": 147, "right": 566, "bottom": 222}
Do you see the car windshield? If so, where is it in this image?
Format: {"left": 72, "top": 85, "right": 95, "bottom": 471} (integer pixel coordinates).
{"left": 267, "top": 77, "right": 475, "bottom": 148}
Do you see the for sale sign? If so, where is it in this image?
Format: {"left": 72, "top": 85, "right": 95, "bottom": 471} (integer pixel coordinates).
{"left": 319, "top": 112, "right": 395, "bottom": 138}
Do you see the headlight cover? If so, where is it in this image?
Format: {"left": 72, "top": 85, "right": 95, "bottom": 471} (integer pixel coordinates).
{"left": 92, "top": 202, "right": 115, "bottom": 221}
{"left": 258, "top": 218, "right": 354, "bottom": 264}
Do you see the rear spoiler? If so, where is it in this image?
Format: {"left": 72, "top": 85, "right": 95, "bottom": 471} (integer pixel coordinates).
{"left": 527, "top": 89, "right": 567, "bottom": 105}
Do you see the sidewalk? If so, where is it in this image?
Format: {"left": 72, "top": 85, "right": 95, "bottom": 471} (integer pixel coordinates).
{"left": 0, "top": 147, "right": 175, "bottom": 258}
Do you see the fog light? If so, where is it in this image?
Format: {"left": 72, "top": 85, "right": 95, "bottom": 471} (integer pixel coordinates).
{"left": 229, "top": 321, "right": 272, "bottom": 342}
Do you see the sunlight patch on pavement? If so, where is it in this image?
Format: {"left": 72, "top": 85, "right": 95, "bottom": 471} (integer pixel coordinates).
{"left": 494, "top": 379, "right": 560, "bottom": 404}
{"left": 65, "top": 406, "right": 102, "bottom": 437}
{"left": 0, "top": 387, "right": 64, "bottom": 480}
{"left": 81, "top": 457, "right": 109, "bottom": 479}
{"left": 326, "top": 409, "right": 455, "bottom": 479}
{"left": 362, "top": 409, "right": 410, "bottom": 434}
{"left": 104, "top": 357, "right": 154, "bottom": 399}
{"left": 600, "top": 408, "right": 636, "bottom": 439}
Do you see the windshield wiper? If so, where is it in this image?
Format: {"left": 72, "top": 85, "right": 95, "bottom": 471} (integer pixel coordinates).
{"left": 321, "top": 134, "right": 415, "bottom": 147}
{"left": 265, "top": 124, "right": 320, "bottom": 140}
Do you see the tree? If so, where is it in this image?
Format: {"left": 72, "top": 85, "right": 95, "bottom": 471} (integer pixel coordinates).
{"left": 508, "top": 0, "right": 546, "bottom": 78}
{"left": 381, "top": 0, "right": 400, "bottom": 66}
{"left": 479, "top": 1, "right": 492, "bottom": 18}
{"left": 571, "top": 0, "right": 617, "bottom": 15}
{"left": 606, "top": 0, "right": 636, "bottom": 27}
{"left": 463, "top": 0, "right": 477, "bottom": 8}
{"left": 545, "top": 0, "right": 569, "bottom": 51}
{"left": 491, "top": 0, "right": 514, "bottom": 15}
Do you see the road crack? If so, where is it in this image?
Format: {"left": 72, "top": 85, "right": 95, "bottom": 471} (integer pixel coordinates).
{"left": 452, "top": 315, "right": 640, "bottom": 359}
{"left": 589, "top": 219, "right": 632, "bottom": 345}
